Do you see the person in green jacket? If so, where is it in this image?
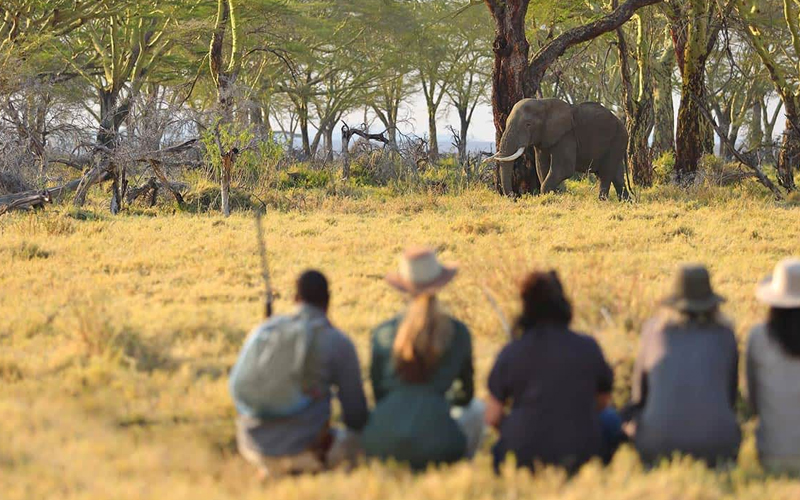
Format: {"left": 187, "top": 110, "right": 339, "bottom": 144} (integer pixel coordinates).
{"left": 362, "top": 247, "right": 484, "bottom": 470}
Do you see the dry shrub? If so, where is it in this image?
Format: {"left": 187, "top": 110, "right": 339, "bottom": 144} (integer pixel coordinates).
{"left": 10, "top": 241, "right": 50, "bottom": 260}
{"left": 697, "top": 155, "right": 755, "bottom": 187}
{"left": 0, "top": 170, "right": 30, "bottom": 194}
{"left": 0, "top": 359, "right": 24, "bottom": 382}
{"left": 451, "top": 217, "right": 504, "bottom": 235}
{"left": 72, "top": 306, "right": 171, "bottom": 373}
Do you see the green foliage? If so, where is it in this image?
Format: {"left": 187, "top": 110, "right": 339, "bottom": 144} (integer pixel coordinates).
{"left": 653, "top": 151, "right": 676, "bottom": 185}
{"left": 277, "top": 167, "right": 333, "bottom": 189}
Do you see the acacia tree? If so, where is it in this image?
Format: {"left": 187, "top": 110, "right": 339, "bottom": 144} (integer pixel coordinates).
{"left": 362, "top": 0, "right": 417, "bottom": 150}
{"left": 664, "top": 0, "right": 733, "bottom": 182}
{"left": 446, "top": 5, "right": 492, "bottom": 161}
{"left": 617, "top": 6, "right": 656, "bottom": 186}
{"left": 705, "top": 42, "right": 766, "bottom": 161}
{"left": 412, "top": 1, "right": 464, "bottom": 162}
{"left": 738, "top": 0, "right": 800, "bottom": 190}
{"left": 0, "top": 1, "right": 110, "bottom": 93}
{"left": 483, "top": 0, "right": 661, "bottom": 196}
{"left": 60, "top": 1, "right": 178, "bottom": 211}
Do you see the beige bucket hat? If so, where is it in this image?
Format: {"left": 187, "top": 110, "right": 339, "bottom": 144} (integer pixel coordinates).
{"left": 385, "top": 247, "right": 457, "bottom": 296}
{"left": 756, "top": 258, "right": 800, "bottom": 308}
{"left": 661, "top": 264, "right": 726, "bottom": 313}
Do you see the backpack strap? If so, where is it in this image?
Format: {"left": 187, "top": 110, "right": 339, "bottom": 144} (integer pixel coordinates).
{"left": 300, "top": 316, "right": 327, "bottom": 398}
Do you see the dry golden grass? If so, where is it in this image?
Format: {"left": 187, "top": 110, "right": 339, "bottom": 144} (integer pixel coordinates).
{"left": 2, "top": 180, "right": 800, "bottom": 499}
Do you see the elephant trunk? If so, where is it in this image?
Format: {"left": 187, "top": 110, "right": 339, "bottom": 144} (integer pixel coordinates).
{"left": 497, "top": 134, "right": 520, "bottom": 196}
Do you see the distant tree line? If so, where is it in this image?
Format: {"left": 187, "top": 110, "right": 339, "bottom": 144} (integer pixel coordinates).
{"left": 1, "top": 0, "right": 799, "bottom": 213}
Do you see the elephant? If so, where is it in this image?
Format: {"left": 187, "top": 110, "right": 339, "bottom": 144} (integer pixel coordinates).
{"left": 486, "top": 98, "right": 630, "bottom": 200}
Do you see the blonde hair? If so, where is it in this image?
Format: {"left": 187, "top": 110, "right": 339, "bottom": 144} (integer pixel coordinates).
{"left": 392, "top": 294, "right": 454, "bottom": 382}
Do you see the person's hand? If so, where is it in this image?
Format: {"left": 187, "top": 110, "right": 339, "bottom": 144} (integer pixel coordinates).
{"left": 596, "top": 393, "right": 611, "bottom": 412}
{"left": 485, "top": 395, "right": 505, "bottom": 429}
{"left": 622, "top": 420, "right": 637, "bottom": 439}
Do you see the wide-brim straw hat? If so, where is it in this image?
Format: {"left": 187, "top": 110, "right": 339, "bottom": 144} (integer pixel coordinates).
{"left": 756, "top": 257, "right": 800, "bottom": 308}
{"left": 661, "top": 264, "right": 726, "bottom": 313}
{"left": 385, "top": 247, "right": 457, "bottom": 296}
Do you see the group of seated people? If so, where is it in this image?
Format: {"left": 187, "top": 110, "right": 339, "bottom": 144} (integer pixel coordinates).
{"left": 229, "top": 248, "right": 800, "bottom": 479}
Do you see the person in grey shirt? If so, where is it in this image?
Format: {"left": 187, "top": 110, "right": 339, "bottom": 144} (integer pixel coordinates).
{"left": 233, "top": 270, "right": 368, "bottom": 478}
{"left": 628, "top": 265, "right": 740, "bottom": 467}
{"left": 747, "top": 258, "right": 800, "bottom": 474}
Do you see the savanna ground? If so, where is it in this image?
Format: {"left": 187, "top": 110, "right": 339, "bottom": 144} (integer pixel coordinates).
{"left": 2, "top": 178, "right": 800, "bottom": 499}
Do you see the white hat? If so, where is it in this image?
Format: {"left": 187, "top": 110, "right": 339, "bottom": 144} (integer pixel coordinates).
{"left": 385, "top": 247, "right": 457, "bottom": 296}
{"left": 756, "top": 258, "right": 800, "bottom": 308}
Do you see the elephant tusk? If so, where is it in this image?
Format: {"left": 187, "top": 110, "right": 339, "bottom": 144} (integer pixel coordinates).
{"left": 492, "top": 147, "right": 525, "bottom": 162}
{"left": 481, "top": 152, "right": 499, "bottom": 163}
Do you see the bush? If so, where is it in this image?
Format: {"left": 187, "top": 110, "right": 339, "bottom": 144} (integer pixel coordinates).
{"left": 652, "top": 151, "right": 675, "bottom": 185}
{"left": 278, "top": 167, "right": 333, "bottom": 189}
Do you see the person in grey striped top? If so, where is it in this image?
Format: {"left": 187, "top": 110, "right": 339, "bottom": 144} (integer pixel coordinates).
{"left": 747, "top": 258, "right": 800, "bottom": 475}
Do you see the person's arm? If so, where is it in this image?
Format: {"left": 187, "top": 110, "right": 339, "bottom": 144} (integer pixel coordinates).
{"left": 333, "top": 335, "right": 369, "bottom": 432}
{"left": 745, "top": 330, "right": 759, "bottom": 417}
{"left": 593, "top": 339, "right": 614, "bottom": 411}
{"left": 629, "top": 322, "right": 651, "bottom": 410}
{"left": 730, "top": 332, "right": 740, "bottom": 411}
{"left": 486, "top": 346, "right": 510, "bottom": 429}
{"left": 624, "top": 321, "right": 652, "bottom": 436}
{"left": 369, "top": 326, "right": 386, "bottom": 402}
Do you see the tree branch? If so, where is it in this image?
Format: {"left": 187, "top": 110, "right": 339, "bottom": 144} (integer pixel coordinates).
{"left": 527, "top": 0, "right": 662, "bottom": 93}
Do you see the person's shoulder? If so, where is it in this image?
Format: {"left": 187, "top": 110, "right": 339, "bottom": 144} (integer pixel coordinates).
{"left": 325, "top": 324, "right": 358, "bottom": 355}
{"left": 450, "top": 317, "right": 471, "bottom": 338}
{"left": 747, "top": 322, "right": 769, "bottom": 349}
{"left": 250, "top": 314, "right": 292, "bottom": 334}
{"left": 371, "top": 315, "right": 402, "bottom": 345}
{"left": 570, "top": 329, "right": 604, "bottom": 352}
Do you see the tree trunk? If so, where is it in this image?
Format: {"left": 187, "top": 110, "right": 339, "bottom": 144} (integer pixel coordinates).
{"left": 617, "top": 14, "right": 655, "bottom": 187}
{"left": 427, "top": 107, "right": 439, "bottom": 162}
{"left": 712, "top": 101, "right": 732, "bottom": 159}
{"left": 652, "top": 34, "right": 675, "bottom": 156}
{"left": 298, "top": 104, "right": 311, "bottom": 158}
{"left": 484, "top": 0, "right": 536, "bottom": 196}
{"left": 675, "top": 65, "right": 708, "bottom": 182}
{"left": 747, "top": 97, "right": 764, "bottom": 150}
{"left": 324, "top": 125, "right": 334, "bottom": 162}
{"left": 221, "top": 150, "right": 234, "bottom": 217}
{"left": 457, "top": 106, "right": 469, "bottom": 162}
{"left": 778, "top": 103, "right": 799, "bottom": 190}
{"left": 341, "top": 126, "right": 351, "bottom": 179}
{"left": 725, "top": 124, "right": 740, "bottom": 162}
{"left": 74, "top": 88, "right": 130, "bottom": 208}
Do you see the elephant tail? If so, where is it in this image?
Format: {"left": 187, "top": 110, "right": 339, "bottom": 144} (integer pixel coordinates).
{"left": 623, "top": 158, "right": 636, "bottom": 202}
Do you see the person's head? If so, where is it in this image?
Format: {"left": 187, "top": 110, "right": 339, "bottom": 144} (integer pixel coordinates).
{"left": 660, "top": 264, "right": 726, "bottom": 325}
{"left": 385, "top": 247, "right": 458, "bottom": 383}
{"left": 757, "top": 258, "right": 800, "bottom": 357}
{"left": 516, "top": 270, "right": 573, "bottom": 332}
{"left": 295, "top": 269, "right": 330, "bottom": 312}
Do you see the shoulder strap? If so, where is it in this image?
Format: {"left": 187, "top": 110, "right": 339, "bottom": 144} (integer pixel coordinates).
{"left": 300, "top": 317, "right": 327, "bottom": 395}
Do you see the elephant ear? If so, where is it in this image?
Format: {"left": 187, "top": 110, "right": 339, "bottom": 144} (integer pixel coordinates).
{"left": 541, "top": 100, "right": 575, "bottom": 149}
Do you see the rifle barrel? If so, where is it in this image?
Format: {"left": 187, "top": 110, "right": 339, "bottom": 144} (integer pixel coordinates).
{"left": 255, "top": 211, "right": 273, "bottom": 318}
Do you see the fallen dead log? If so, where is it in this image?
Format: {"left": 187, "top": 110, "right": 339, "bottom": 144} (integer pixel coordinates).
{"left": 0, "top": 171, "right": 111, "bottom": 215}
{"left": 0, "top": 190, "right": 51, "bottom": 215}
{"left": 126, "top": 176, "right": 189, "bottom": 206}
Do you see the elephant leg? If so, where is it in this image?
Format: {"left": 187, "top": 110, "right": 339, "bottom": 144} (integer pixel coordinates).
{"left": 542, "top": 138, "right": 576, "bottom": 194}
{"left": 599, "top": 176, "right": 612, "bottom": 200}
{"left": 535, "top": 148, "right": 551, "bottom": 186}
{"left": 612, "top": 170, "right": 630, "bottom": 201}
